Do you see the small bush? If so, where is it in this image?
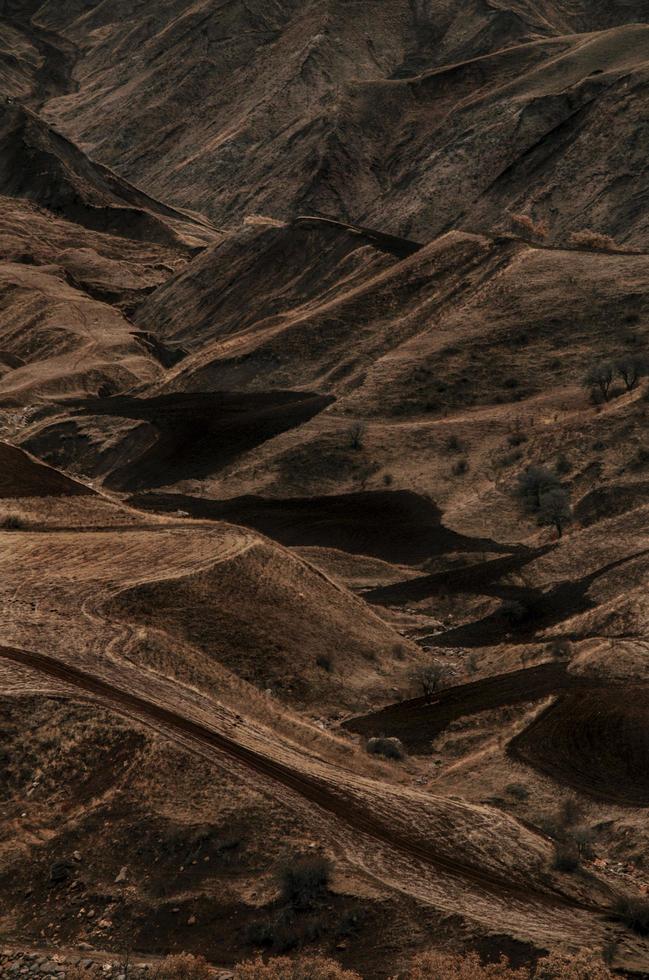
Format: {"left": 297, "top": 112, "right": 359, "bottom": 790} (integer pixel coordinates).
{"left": 400, "top": 948, "right": 614, "bottom": 979}
{"left": 516, "top": 466, "right": 561, "bottom": 512}
{"left": 537, "top": 487, "right": 572, "bottom": 538}
{"left": 582, "top": 362, "right": 614, "bottom": 402}
{"left": 246, "top": 907, "right": 327, "bottom": 954}
{"left": 347, "top": 422, "right": 366, "bottom": 450}
{"left": 452, "top": 458, "right": 469, "bottom": 476}
{"left": 278, "top": 854, "right": 331, "bottom": 908}
{"left": 629, "top": 446, "right": 649, "bottom": 471}
{"left": 233, "top": 955, "right": 362, "bottom": 980}
{"left": 506, "top": 783, "right": 530, "bottom": 801}
{"left": 383, "top": 472, "right": 394, "bottom": 486}
{"left": 552, "top": 840, "right": 580, "bottom": 873}
{"left": 156, "top": 953, "right": 211, "bottom": 979}
{"left": 445, "top": 434, "right": 463, "bottom": 453}
{"left": 613, "top": 896, "right": 649, "bottom": 935}
{"left": 316, "top": 655, "right": 333, "bottom": 673}
{"left": 547, "top": 639, "right": 571, "bottom": 659}
{"left": 0, "top": 514, "right": 25, "bottom": 530}
{"left": 535, "top": 949, "right": 614, "bottom": 979}
{"left": 569, "top": 229, "right": 620, "bottom": 251}
{"left": 511, "top": 213, "right": 549, "bottom": 240}
{"left": 555, "top": 455, "right": 571, "bottom": 475}
{"left": 498, "top": 449, "right": 523, "bottom": 469}
{"left": 616, "top": 353, "right": 648, "bottom": 392}
{"left": 500, "top": 600, "right": 529, "bottom": 625}
{"left": 507, "top": 429, "right": 527, "bottom": 448}
{"left": 412, "top": 663, "right": 447, "bottom": 699}
{"left": 558, "top": 797, "right": 582, "bottom": 828}
{"left": 366, "top": 736, "right": 406, "bottom": 761}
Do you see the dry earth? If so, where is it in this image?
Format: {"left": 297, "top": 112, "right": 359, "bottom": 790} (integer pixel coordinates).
{"left": 2, "top": 1, "right": 649, "bottom": 977}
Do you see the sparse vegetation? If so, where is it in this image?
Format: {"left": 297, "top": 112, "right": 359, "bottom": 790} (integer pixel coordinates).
{"left": 500, "top": 599, "right": 529, "bottom": 625}
{"left": 348, "top": 422, "right": 366, "bottom": 450}
{"left": 515, "top": 465, "right": 571, "bottom": 536}
{"left": 616, "top": 353, "right": 648, "bottom": 392}
{"left": 316, "top": 654, "right": 333, "bottom": 672}
{"left": 537, "top": 487, "right": 572, "bottom": 538}
{"left": 452, "top": 458, "right": 469, "bottom": 476}
{"left": 278, "top": 854, "right": 332, "bottom": 909}
{"left": 516, "top": 466, "right": 561, "bottom": 511}
{"left": 506, "top": 782, "right": 530, "bottom": 801}
{"left": 366, "top": 736, "right": 406, "bottom": 760}
{"left": 234, "top": 955, "right": 362, "bottom": 979}
{"left": 0, "top": 514, "right": 25, "bottom": 530}
{"left": 445, "top": 433, "right": 464, "bottom": 453}
{"left": 552, "top": 839, "right": 581, "bottom": 872}
{"left": 547, "top": 639, "right": 571, "bottom": 659}
{"left": 412, "top": 663, "right": 447, "bottom": 700}
{"left": 582, "top": 362, "right": 614, "bottom": 402}
{"left": 507, "top": 426, "right": 528, "bottom": 448}
{"left": 558, "top": 797, "right": 582, "bottom": 828}
{"left": 569, "top": 229, "right": 620, "bottom": 251}
{"left": 511, "top": 213, "right": 549, "bottom": 240}
{"left": 399, "top": 949, "right": 614, "bottom": 979}
{"left": 629, "top": 445, "right": 649, "bottom": 471}
{"left": 613, "top": 896, "right": 649, "bottom": 935}
{"left": 155, "top": 953, "right": 211, "bottom": 979}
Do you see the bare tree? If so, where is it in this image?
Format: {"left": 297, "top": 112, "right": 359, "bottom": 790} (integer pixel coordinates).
{"left": 516, "top": 465, "right": 561, "bottom": 511}
{"left": 412, "top": 663, "right": 447, "bottom": 701}
{"left": 537, "top": 487, "right": 572, "bottom": 538}
{"left": 615, "top": 353, "right": 648, "bottom": 392}
{"left": 348, "top": 421, "right": 366, "bottom": 450}
{"left": 583, "top": 362, "right": 614, "bottom": 401}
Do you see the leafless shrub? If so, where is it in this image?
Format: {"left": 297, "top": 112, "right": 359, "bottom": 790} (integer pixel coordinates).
{"left": 582, "top": 362, "right": 614, "bottom": 402}
{"left": 412, "top": 663, "right": 447, "bottom": 700}
{"left": 277, "top": 854, "right": 332, "bottom": 908}
{"left": 569, "top": 229, "right": 620, "bottom": 251}
{"left": 615, "top": 353, "right": 648, "bottom": 392}
{"left": 154, "top": 953, "right": 211, "bottom": 979}
{"left": 511, "top": 213, "right": 549, "bottom": 240}
{"left": 348, "top": 422, "right": 366, "bottom": 450}
{"left": 400, "top": 948, "right": 615, "bottom": 979}
{"left": 233, "top": 955, "right": 362, "bottom": 979}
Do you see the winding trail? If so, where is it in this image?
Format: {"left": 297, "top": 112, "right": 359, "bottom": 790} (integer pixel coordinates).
{"left": 0, "top": 642, "right": 607, "bottom": 918}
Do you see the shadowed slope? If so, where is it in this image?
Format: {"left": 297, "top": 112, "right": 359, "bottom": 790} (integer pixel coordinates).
{"left": 127, "top": 489, "right": 512, "bottom": 565}
{"left": 68, "top": 390, "right": 336, "bottom": 491}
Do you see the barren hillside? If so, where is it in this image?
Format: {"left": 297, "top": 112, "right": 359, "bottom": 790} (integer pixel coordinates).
{"left": 2, "top": 1, "right": 649, "bottom": 977}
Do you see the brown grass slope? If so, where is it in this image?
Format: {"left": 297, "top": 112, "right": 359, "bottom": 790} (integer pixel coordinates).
{"left": 12, "top": 2, "right": 647, "bottom": 246}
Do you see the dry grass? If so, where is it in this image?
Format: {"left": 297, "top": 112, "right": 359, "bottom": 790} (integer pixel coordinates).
{"left": 511, "top": 214, "right": 549, "bottom": 240}
{"left": 568, "top": 229, "right": 621, "bottom": 251}
{"left": 233, "top": 956, "right": 361, "bottom": 979}
{"left": 397, "top": 949, "right": 614, "bottom": 978}
{"left": 153, "top": 952, "right": 212, "bottom": 979}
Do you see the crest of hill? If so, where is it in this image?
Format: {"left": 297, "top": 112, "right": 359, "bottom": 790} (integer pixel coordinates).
{"left": 0, "top": 101, "right": 217, "bottom": 249}
{"left": 19, "top": 1, "right": 649, "bottom": 247}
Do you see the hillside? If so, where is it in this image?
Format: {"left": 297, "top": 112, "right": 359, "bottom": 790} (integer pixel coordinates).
{"left": 1, "top": 1, "right": 649, "bottom": 977}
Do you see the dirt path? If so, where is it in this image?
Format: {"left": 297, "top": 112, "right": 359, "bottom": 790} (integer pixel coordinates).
{"left": 0, "top": 643, "right": 607, "bottom": 917}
